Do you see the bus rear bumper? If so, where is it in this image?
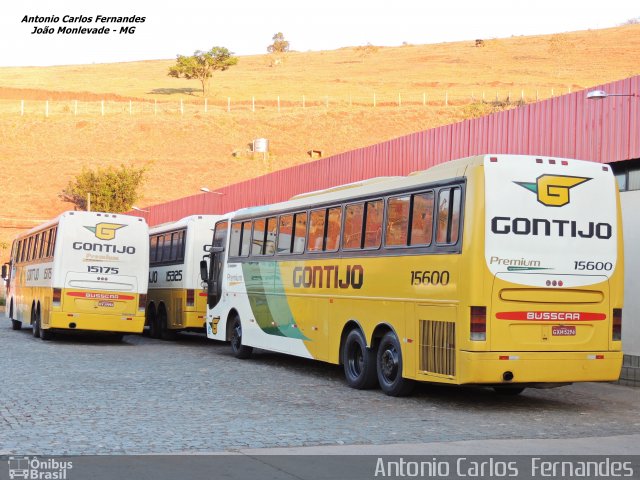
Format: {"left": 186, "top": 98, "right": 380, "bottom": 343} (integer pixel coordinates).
{"left": 181, "top": 311, "right": 207, "bottom": 330}
{"left": 456, "top": 350, "right": 623, "bottom": 385}
{"left": 48, "top": 311, "right": 145, "bottom": 333}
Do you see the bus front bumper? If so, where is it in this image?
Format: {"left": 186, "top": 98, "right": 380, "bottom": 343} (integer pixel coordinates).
{"left": 48, "top": 311, "right": 145, "bottom": 333}
{"left": 453, "top": 350, "right": 623, "bottom": 385}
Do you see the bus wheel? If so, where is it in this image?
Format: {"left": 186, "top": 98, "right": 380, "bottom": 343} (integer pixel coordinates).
{"left": 493, "top": 387, "right": 526, "bottom": 396}
{"left": 31, "top": 308, "right": 40, "bottom": 338}
{"left": 376, "top": 331, "right": 415, "bottom": 397}
{"left": 342, "top": 329, "right": 378, "bottom": 389}
{"left": 40, "top": 326, "right": 54, "bottom": 341}
{"left": 10, "top": 303, "right": 21, "bottom": 330}
{"left": 160, "top": 311, "right": 177, "bottom": 341}
{"left": 148, "top": 315, "right": 161, "bottom": 339}
{"left": 229, "top": 315, "right": 253, "bottom": 359}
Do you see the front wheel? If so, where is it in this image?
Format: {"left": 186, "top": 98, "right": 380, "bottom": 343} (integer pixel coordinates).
{"left": 230, "top": 315, "right": 253, "bottom": 359}
{"left": 342, "top": 329, "right": 378, "bottom": 389}
{"left": 377, "top": 331, "right": 415, "bottom": 397}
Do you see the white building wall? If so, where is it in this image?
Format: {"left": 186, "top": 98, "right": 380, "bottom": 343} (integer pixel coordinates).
{"left": 621, "top": 190, "right": 640, "bottom": 356}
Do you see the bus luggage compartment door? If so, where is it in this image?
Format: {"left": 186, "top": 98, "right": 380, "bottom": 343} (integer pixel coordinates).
{"left": 489, "top": 273, "right": 609, "bottom": 352}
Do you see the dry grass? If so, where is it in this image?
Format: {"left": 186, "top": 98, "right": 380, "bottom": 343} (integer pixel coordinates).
{"left": 1, "top": 25, "right": 639, "bottom": 259}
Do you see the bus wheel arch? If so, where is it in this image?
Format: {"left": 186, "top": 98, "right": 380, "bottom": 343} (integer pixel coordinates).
{"left": 340, "top": 321, "right": 378, "bottom": 390}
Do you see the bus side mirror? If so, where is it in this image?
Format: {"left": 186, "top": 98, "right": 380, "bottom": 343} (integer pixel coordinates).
{"left": 1, "top": 264, "right": 7, "bottom": 280}
{"left": 203, "top": 244, "right": 212, "bottom": 252}
{"left": 200, "top": 260, "right": 209, "bottom": 283}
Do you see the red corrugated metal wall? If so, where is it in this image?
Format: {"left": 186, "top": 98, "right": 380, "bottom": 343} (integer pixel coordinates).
{"left": 139, "top": 75, "right": 640, "bottom": 226}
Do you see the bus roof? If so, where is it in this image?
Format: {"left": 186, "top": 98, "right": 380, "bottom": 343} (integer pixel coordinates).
{"left": 149, "top": 214, "right": 222, "bottom": 234}
{"left": 14, "top": 211, "right": 147, "bottom": 239}
{"left": 232, "top": 154, "right": 488, "bottom": 220}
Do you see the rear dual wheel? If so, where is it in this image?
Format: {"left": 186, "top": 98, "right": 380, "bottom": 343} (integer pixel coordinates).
{"left": 342, "top": 329, "right": 415, "bottom": 396}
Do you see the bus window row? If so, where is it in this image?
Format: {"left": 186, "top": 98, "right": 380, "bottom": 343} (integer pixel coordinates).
{"left": 149, "top": 229, "right": 186, "bottom": 266}
{"left": 226, "top": 185, "right": 462, "bottom": 258}
{"left": 13, "top": 226, "right": 58, "bottom": 264}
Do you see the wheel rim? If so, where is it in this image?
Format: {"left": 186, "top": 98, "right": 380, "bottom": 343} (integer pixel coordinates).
{"left": 347, "top": 342, "right": 364, "bottom": 378}
{"left": 380, "top": 345, "right": 400, "bottom": 384}
{"left": 231, "top": 322, "right": 242, "bottom": 351}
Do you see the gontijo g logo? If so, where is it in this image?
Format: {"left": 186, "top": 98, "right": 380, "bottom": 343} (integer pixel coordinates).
{"left": 84, "top": 223, "right": 126, "bottom": 241}
{"left": 515, "top": 175, "right": 591, "bottom": 207}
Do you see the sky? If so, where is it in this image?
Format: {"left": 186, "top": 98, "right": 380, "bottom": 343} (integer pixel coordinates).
{"left": 1, "top": 0, "right": 638, "bottom": 67}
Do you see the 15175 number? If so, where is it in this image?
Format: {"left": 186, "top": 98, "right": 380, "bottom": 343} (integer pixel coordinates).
{"left": 88, "top": 266, "right": 119, "bottom": 274}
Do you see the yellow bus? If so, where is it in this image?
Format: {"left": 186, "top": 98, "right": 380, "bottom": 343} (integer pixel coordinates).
{"left": 146, "top": 215, "right": 221, "bottom": 340}
{"left": 2, "top": 211, "right": 149, "bottom": 340}
{"left": 200, "top": 154, "right": 623, "bottom": 396}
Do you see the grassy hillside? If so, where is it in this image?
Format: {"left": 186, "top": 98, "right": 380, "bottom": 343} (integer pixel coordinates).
{"left": 0, "top": 25, "right": 639, "bottom": 259}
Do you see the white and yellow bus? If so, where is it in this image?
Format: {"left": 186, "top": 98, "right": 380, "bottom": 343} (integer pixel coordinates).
{"left": 146, "top": 215, "right": 221, "bottom": 340}
{"left": 200, "top": 154, "right": 623, "bottom": 396}
{"left": 2, "top": 211, "right": 149, "bottom": 340}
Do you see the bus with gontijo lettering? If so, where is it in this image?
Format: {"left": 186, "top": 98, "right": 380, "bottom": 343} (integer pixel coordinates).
{"left": 1, "top": 211, "right": 149, "bottom": 340}
{"left": 145, "top": 215, "right": 221, "bottom": 339}
{"left": 199, "top": 154, "right": 623, "bottom": 396}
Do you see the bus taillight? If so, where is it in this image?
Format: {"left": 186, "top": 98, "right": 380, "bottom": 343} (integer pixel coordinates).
{"left": 52, "top": 288, "right": 62, "bottom": 307}
{"left": 138, "top": 294, "right": 147, "bottom": 312}
{"left": 613, "top": 308, "right": 622, "bottom": 341}
{"left": 186, "top": 289, "right": 195, "bottom": 307}
{"left": 470, "top": 306, "right": 486, "bottom": 341}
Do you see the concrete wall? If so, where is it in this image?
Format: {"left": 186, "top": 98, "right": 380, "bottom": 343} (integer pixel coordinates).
{"left": 621, "top": 190, "right": 640, "bottom": 357}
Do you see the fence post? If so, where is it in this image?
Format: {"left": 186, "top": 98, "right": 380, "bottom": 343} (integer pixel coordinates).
{"left": 445, "top": 91, "right": 448, "bottom": 106}
{"left": 227, "top": 97, "right": 230, "bottom": 113}
{"left": 45, "top": 100, "right": 49, "bottom": 117}
{"left": 74, "top": 100, "right": 78, "bottom": 115}
{"left": 277, "top": 96, "right": 280, "bottom": 113}
{"left": 129, "top": 100, "right": 132, "bottom": 115}
{"left": 180, "top": 99, "right": 184, "bottom": 115}
{"left": 205, "top": 98, "right": 208, "bottom": 113}
{"left": 423, "top": 92, "right": 426, "bottom": 106}
{"left": 101, "top": 100, "right": 104, "bottom": 116}
{"left": 373, "top": 93, "right": 376, "bottom": 107}
{"left": 21, "top": 99, "right": 24, "bottom": 116}
{"left": 252, "top": 96, "right": 255, "bottom": 112}
{"left": 302, "top": 95, "right": 305, "bottom": 109}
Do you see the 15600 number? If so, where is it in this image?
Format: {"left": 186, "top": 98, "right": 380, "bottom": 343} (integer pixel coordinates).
{"left": 573, "top": 261, "right": 613, "bottom": 271}
{"left": 410, "top": 270, "right": 450, "bottom": 286}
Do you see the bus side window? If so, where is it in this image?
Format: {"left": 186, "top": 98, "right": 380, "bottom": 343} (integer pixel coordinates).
{"left": 277, "top": 215, "right": 293, "bottom": 254}
{"left": 48, "top": 227, "right": 57, "bottom": 258}
{"left": 364, "top": 200, "right": 383, "bottom": 249}
{"left": 230, "top": 222, "right": 242, "bottom": 256}
{"left": 240, "top": 222, "right": 252, "bottom": 256}
{"left": 178, "top": 230, "right": 186, "bottom": 261}
{"left": 264, "top": 217, "right": 277, "bottom": 255}
{"left": 307, "top": 209, "right": 326, "bottom": 252}
{"left": 149, "top": 235, "right": 158, "bottom": 264}
{"left": 252, "top": 219, "right": 265, "bottom": 255}
{"left": 292, "top": 213, "right": 307, "bottom": 254}
{"left": 213, "top": 221, "right": 229, "bottom": 250}
{"left": 39, "top": 230, "right": 49, "bottom": 259}
{"left": 162, "top": 233, "right": 172, "bottom": 262}
{"left": 436, "top": 187, "right": 462, "bottom": 244}
{"left": 156, "top": 235, "right": 165, "bottom": 263}
{"left": 410, "top": 192, "right": 434, "bottom": 246}
{"left": 325, "top": 207, "right": 342, "bottom": 252}
{"left": 385, "top": 196, "right": 410, "bottom": 247}
{"left": 343, "top": 203, "right": 364, "bottom": 250}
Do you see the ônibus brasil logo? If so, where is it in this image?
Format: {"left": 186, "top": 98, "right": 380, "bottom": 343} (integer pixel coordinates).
{"left": 84, "top": 222, "right": 126, "bottom": 241}
{"left": 514, "top": 174, "right": 591, "bottom": 207}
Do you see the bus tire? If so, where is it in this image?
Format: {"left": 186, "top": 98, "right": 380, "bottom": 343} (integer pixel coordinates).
{"left": 40, "top": 326, "right": 54, "bottom": 341}
{"left": 229, "top": 315, "right": 253, "bottom": 359}
{"left": 148, "top": 312, "right": 161, "bottom": 339}
{"left": 342, "top": 329, "right": 378, "bottom": 390}
{"left": 160, "top": 311, "right": 177, "bottom": 341}
{"left": 31, "top": 307, "right": 40, "bottom": 338}
{"left": 9, "top": 302, "right": 21, "bottom": 330}
{"left": 376, "top": 331, "right": 415, "bottom": 397}
{"left": 493, "top": 387, "right": 526, "bottom": 396}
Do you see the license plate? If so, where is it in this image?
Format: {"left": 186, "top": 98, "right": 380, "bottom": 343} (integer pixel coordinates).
{"left": 552, "top": 325, "right": 576, "bottom": 336}
{"left": 98, "top": 301, "right": 115, "bottom": 308}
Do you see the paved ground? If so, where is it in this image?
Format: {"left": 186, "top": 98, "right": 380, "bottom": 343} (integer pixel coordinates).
{"left": 0, "top": 317, "right": 639, "bottom": 455}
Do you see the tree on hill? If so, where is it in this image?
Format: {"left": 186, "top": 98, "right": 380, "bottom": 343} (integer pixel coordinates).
{"left": 60, "top": 164, "right": 147, "bottom": 213}
{"left": 168, "top": 47, "right": 238, "bottom": 95}
{"left": 355, "top": 43, "right": 379, "bottom": 63}
{"left": 267, "top": 32, "right": 290, "bottom": 53}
